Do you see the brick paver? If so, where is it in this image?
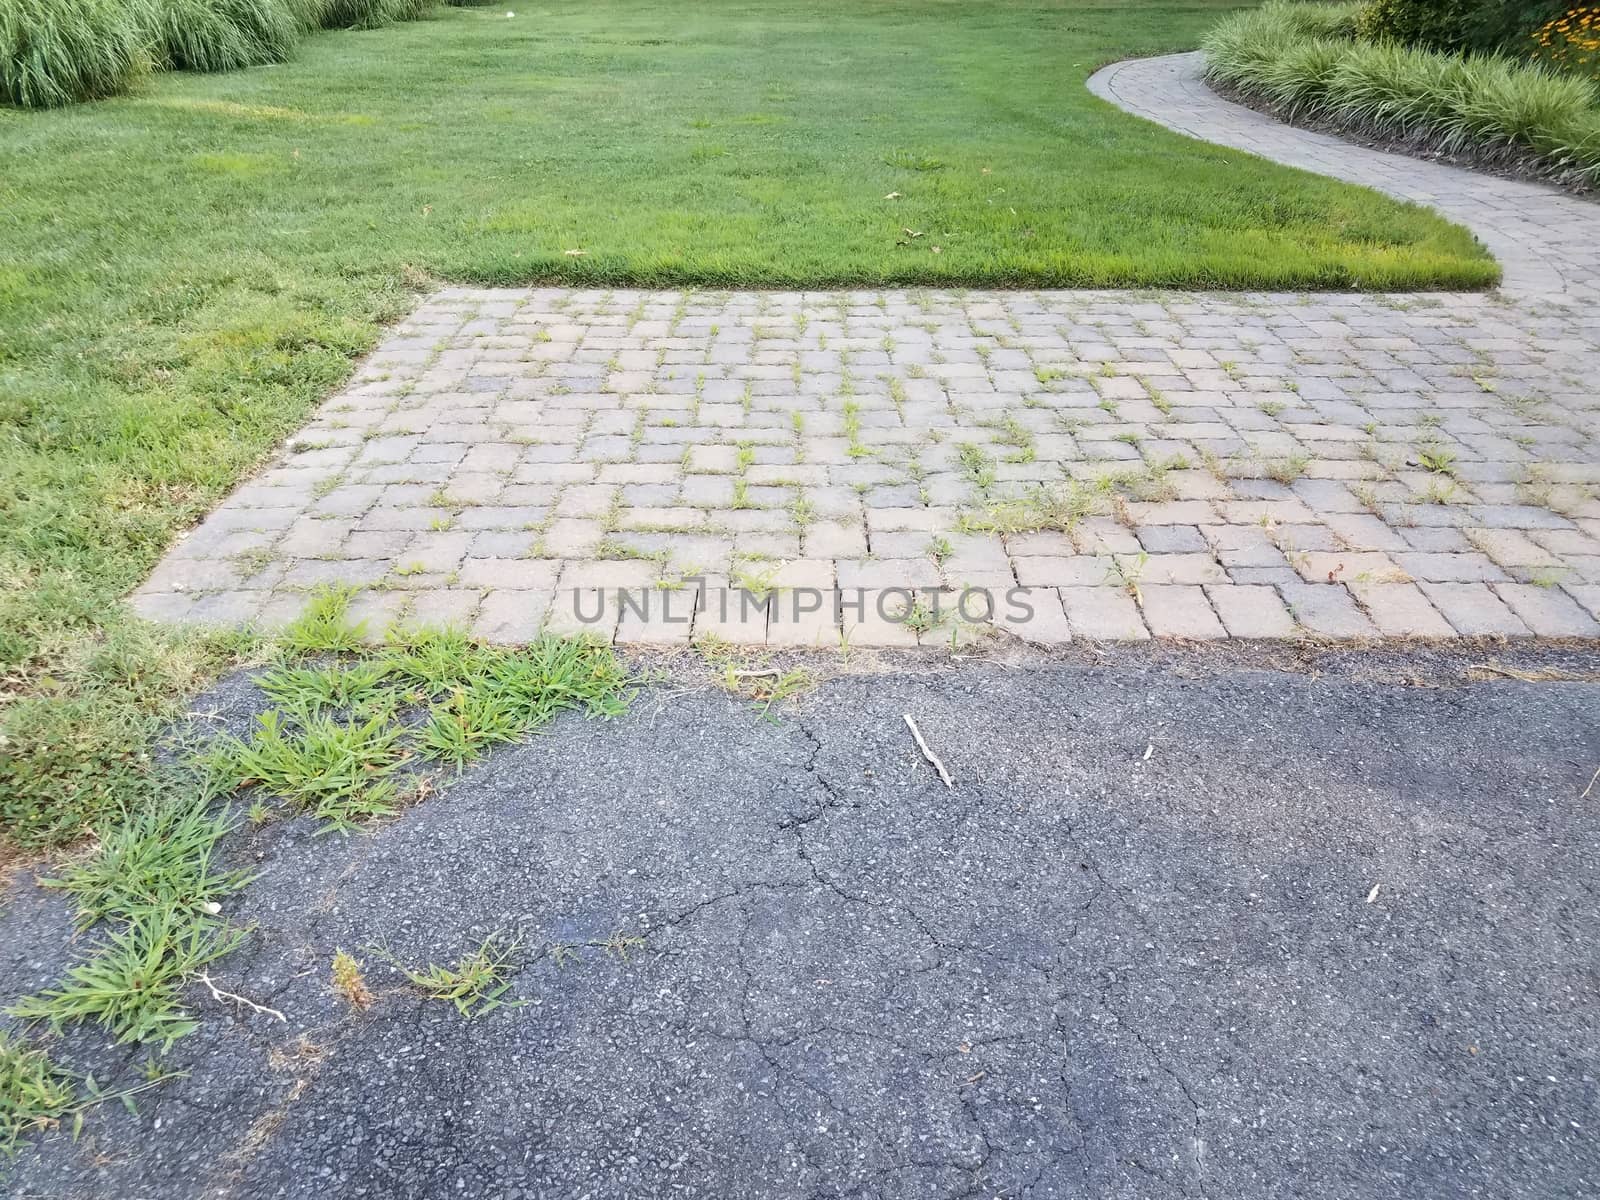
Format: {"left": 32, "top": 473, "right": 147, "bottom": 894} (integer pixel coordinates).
{"left": 130, "top": 59, "right": 1600, "bottom": 647}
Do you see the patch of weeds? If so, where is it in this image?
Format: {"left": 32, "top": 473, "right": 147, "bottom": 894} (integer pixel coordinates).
{"left": 231, "top": 546, "right": 276, "bottom": 576}
{"left": 379, "top": 625, "right": 493, "bottom": 693}
{"left": 1122, "top": 460, "right": 1178, "bottom": 503}
{"left": 1, "top": 622, "right": 256, "bottom": 850}
{"left": 597, "top": 931, "right": 648, "bottom": 961}
{"left": 10, "top": 908, "right": 246, "bottom": 1050}
{"left": 417, "top": 688, "right": 524, "bottom": 766}
{"left": 257, "top": 660, "right": 395, "bottom": 720}
{"left": 883, "top": 149, "right": 945, "bottom": 171}
{"left": 994, "top": 415, "right": 1035, "bottom": 464}
{"left": 1266, "top": 453, "right": 1310, "bottom": 485}
{"left": 330, "top": 950, "right": 372, "bottom": 1010}
{"left": 1421, "top": 478, "right": 1459, "bottom": 505}
{"left": 1416, "top": 446, "right": 1458, "bottom": 475}
{"left": 0, "top": 1032, "right": 177, "bottom": 1156}
{"left": 927, "top": 536, "right": 954, "bottom": 567}
{"left": 280, "top": 585, "right": 368, "bottom": 655}
{"left": 207, "top": 709, "right": 409, "bottom": 830}
{"left": 959, "top": 478, "right": 1109, "bottom": 535}
{"left": 386, "top": 935, "right": 524, "bottom": 1019}
{"left": 42, "top": 796, "right": 252, "bottom": 930}
{"left": 0, "top": 1033, "right": 75, "bottom": 1156}
{"left": 956, "top": 442, "right": 997, "bottom": 491}
{"left": 694, "top": 635, "right": 816, "bottom": 721}
{"left": 595, "top": 537, "right": 666, "bottom": 563}
{"left": 1526, "top": 568, "right": 1566, "bottom": 589}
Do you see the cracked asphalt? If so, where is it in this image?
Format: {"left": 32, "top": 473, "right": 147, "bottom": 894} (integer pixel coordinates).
{"left": 3, "top": 650, "right": 1599, "bottom": 1199}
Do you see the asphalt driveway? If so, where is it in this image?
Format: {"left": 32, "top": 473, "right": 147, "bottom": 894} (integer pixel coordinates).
{"left": 4, "top": 649, "right": 1598, "bottom": 1199}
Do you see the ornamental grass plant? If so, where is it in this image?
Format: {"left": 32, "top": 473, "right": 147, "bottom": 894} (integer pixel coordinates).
{"left": 1204, "top": 1, "right": 1600, "bottom": 183}
{"left": 2, "top": 0, "right": 439, "bottom": 107}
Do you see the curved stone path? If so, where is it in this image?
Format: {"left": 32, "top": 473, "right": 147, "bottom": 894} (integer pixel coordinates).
{"left": 1088, "top": 52, "right": 1599, "bottom": 302}
{"left": 130, "top": 61, "right": 1600, "bottom": 647}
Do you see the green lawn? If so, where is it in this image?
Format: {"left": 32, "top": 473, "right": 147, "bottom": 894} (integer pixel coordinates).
{"left": 0, "top": 0, "right": 1495, "bottom": 843}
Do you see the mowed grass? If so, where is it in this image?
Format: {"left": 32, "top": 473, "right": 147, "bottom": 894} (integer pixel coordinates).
{"left": 0, "top": 0, "right": 1494, "bottom": 844}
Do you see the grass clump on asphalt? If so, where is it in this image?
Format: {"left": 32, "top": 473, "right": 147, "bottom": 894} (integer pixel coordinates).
{"left": 41, "top": 795, "right": 252, "bottom": 929}
{"left": 9, "top": 795, "right": 253, "bottom": 1052}
{"left": 330, "top": 948, "right": 373, "bottom": 1009}
{"left": 211, "top": 708, "right": 410, "bottom": 829}
{"left": 0, "top": 1030, "right": 179, "bottom": 1156}
{"left": 3, "top": 593, "right": 631, "bottom": 1153}
{"left": 383, "top": 934, "right": 523, "bottom": 1018}
{"left": 0, "top": 1032, "right": 75, "bottom": 1156}
{"left": 209, "top": 591, "right": 633, "bottom": 824}
{"left": 9, "top": 907, "right": 247, "bottom": 1050}
{"left": 1203, "top": 1, "right": 1600, "bottom": 185}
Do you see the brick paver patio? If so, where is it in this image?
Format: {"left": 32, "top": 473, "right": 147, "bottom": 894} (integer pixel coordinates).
{"left": 131, "top": 57, "right": 1600, "bottom": 647}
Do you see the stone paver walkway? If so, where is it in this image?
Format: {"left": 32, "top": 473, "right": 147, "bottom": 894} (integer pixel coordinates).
{"left": 1088, "top": 52, "right": 1600, "bottom": 303}
{"left": 132, "top": 61, "right": 1600, "bottom": 647}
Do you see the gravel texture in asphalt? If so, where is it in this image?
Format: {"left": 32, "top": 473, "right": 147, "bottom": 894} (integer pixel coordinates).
{"left": 3, "top": 652, "right": 1598, "bottom": 1199}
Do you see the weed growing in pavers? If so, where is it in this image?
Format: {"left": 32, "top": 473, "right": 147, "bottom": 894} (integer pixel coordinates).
{"left": 956, "top": 443, "right": 998, "bottom": 492}
{"left": 1267, "top": 453, "right": 1311, "bottom": 485}
{"left": 994, "top": 415, "right": 1037, "bottom": 464}
{"left": 959, "top": 478, "right": 1111, "bottom": 535}
{"left": 898, "top": 597, "right": 945, "bottom": 637}
{"left": 382, "top": 934, "right": 524, "bottom": 1019}
{"left": 1421, "top": 479, "right": 1460, "bottom": 505}
{"left": 1417, "top": 447, "right": 1459, "bottom": 475}
{"left": 694, "top": 635, "right": 816, "bottom": 722}
{"left": 279, "top": 584, "right": 370, "bottom": 655}
{"left": 1107, "top": 552, "right": 1151, "bottom": 604}
{"left": 730, "top": 561, "right": 782, "bottom": 601}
